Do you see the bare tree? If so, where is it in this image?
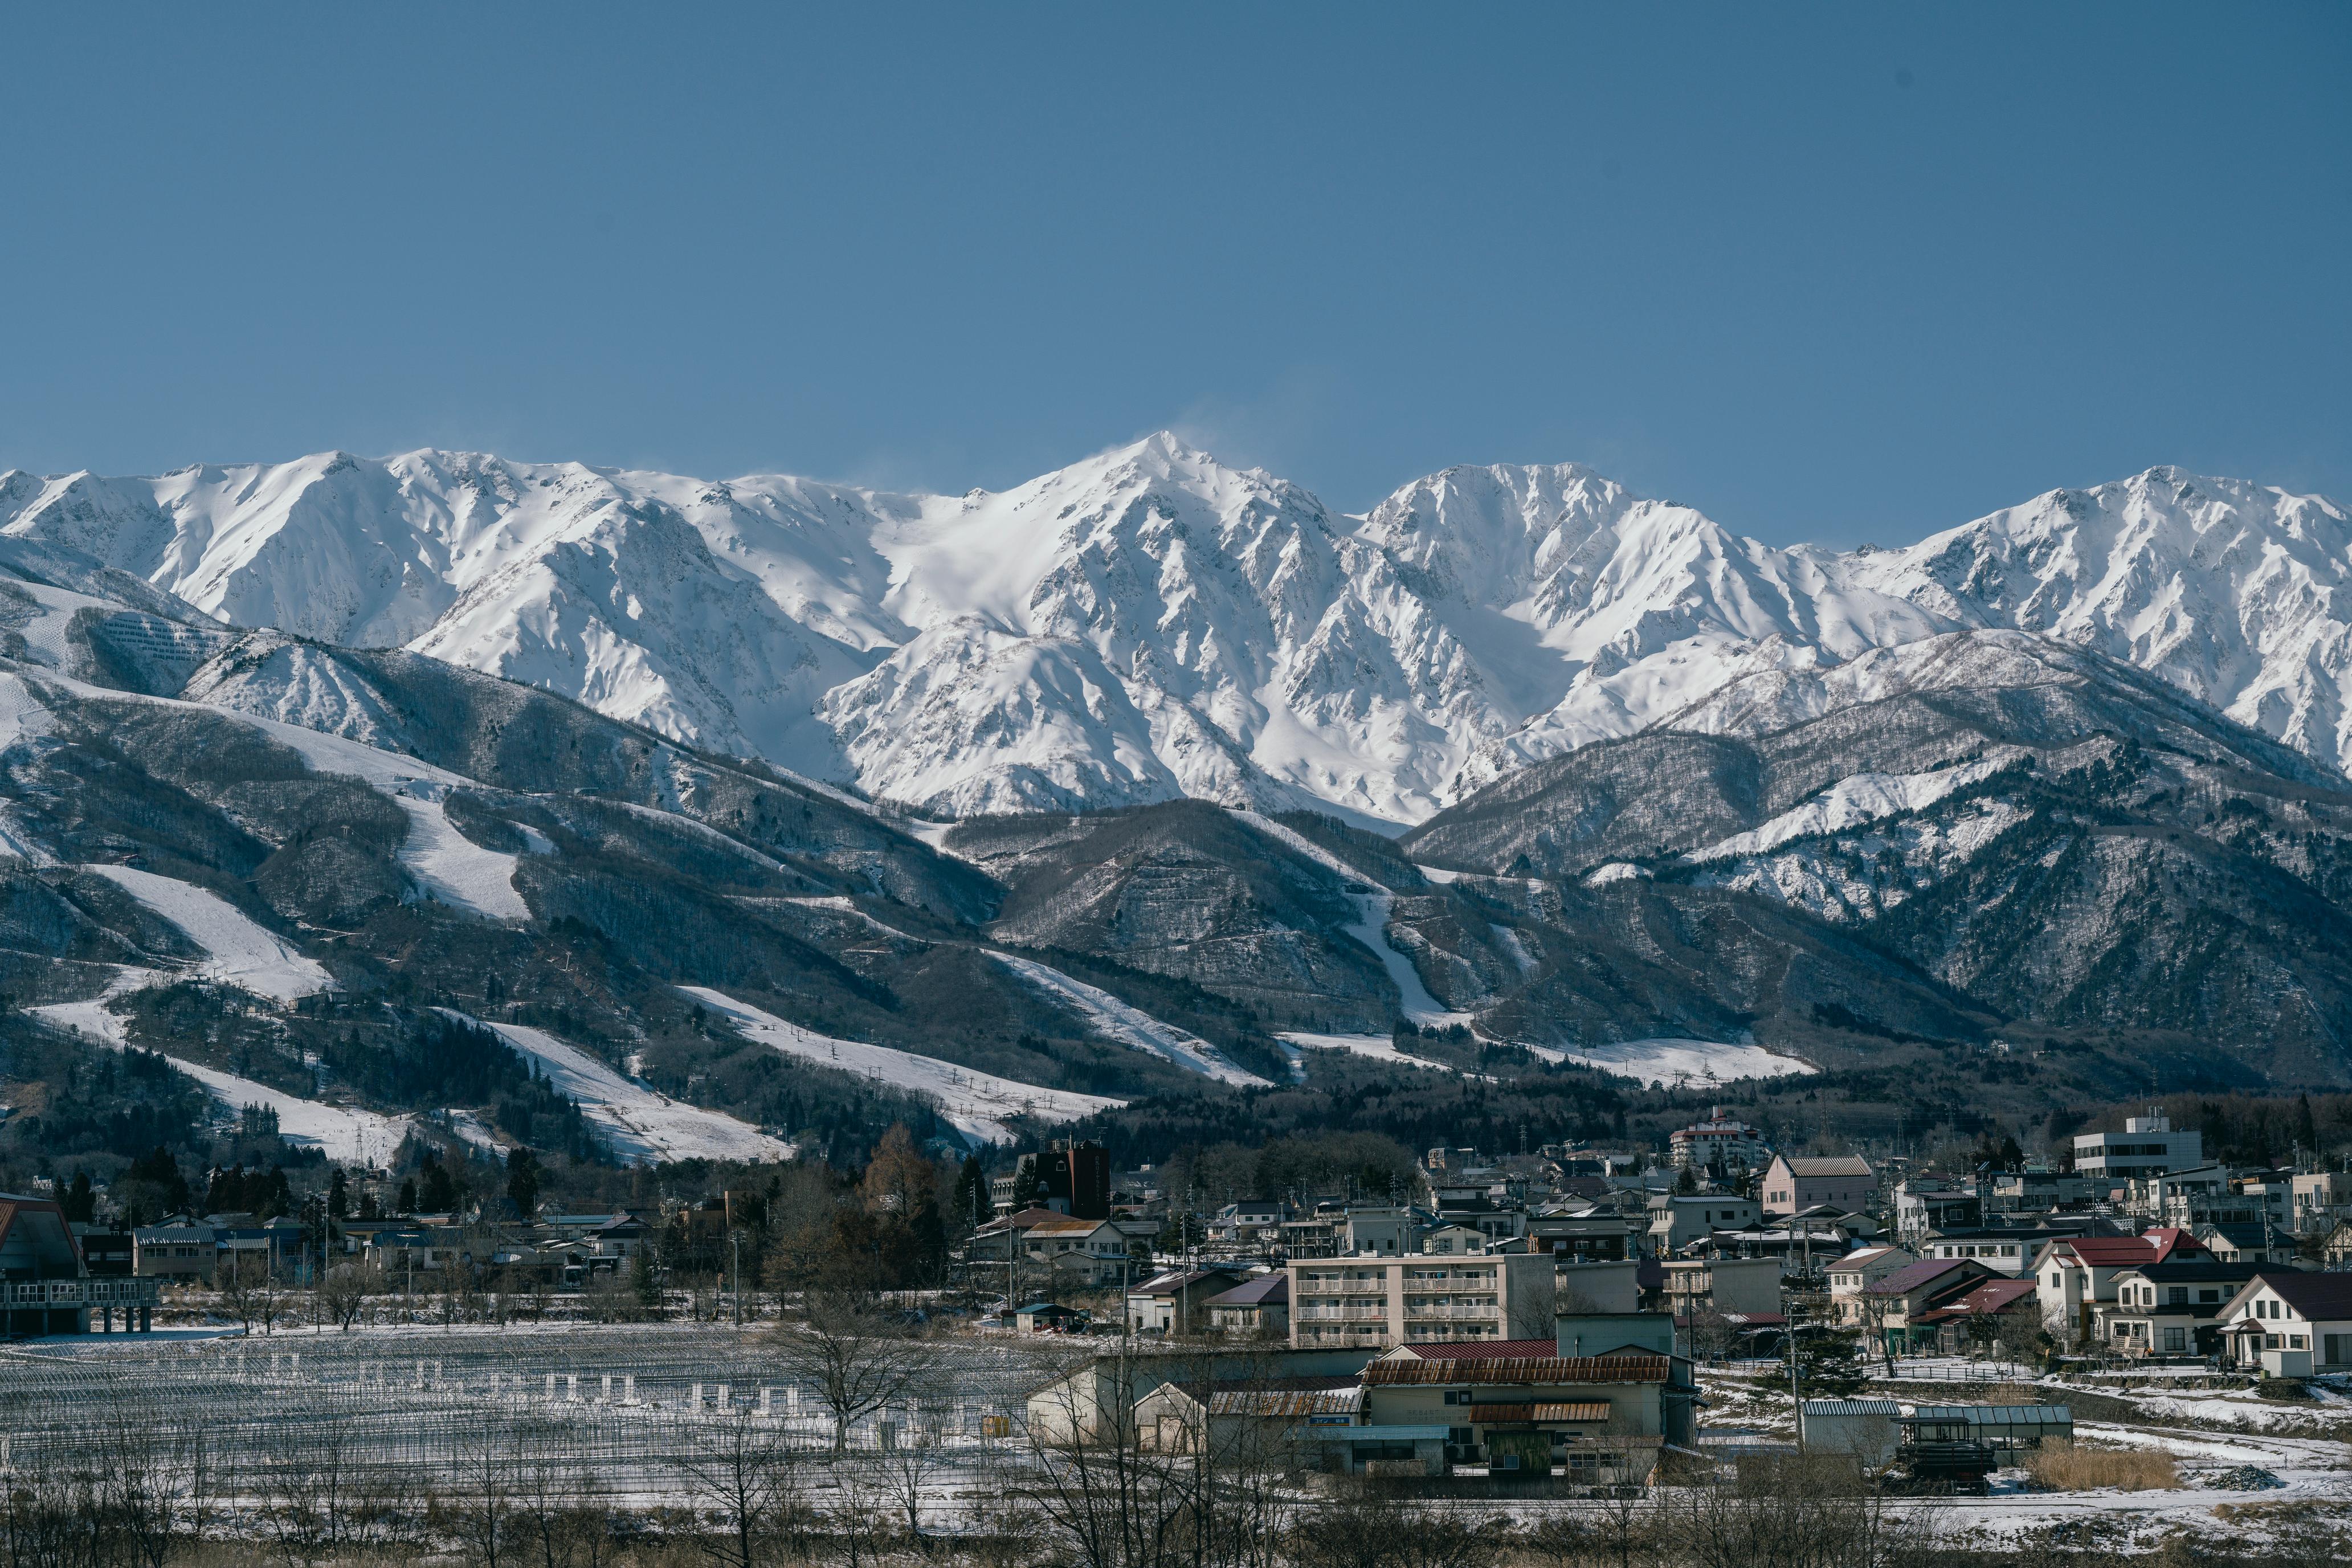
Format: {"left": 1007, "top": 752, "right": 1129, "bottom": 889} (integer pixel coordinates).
{"left": 446, "top": 1419, "right": 523, "bottom": 1567}
{"left": 771, "top": 1289, "right": 940, "bottom": 1451}
{"left": 316, "top": 1260, "right": 379, "bottom": 1332}
{"left": 671, "top": 1418, "right": 807, "bottom": 1568}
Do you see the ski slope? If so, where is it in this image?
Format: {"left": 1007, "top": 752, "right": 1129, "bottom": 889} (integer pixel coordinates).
{"left": 469, "top": 1016, "right": 793, "bottom": 1165}
{"left": 1277, "top": 1031, "right": 1488, "bottom": 1079}
{"left": 83, "top": 864, "right": 330, "bottom": 1002}
{"left": 986, "top": 953, "right": 1271, "bottom": 1087}
{"left": 679, "top": 986, "right": 1125, "bottom": 1145}
{"left": 1557, "top": 1037, "right": 1817, "bottom": 1086}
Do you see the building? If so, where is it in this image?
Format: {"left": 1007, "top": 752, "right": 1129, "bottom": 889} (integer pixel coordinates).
{"left": 1203, "top": 1273, "right": 1289, "bottom": 1337}
{"left": 3, "top": 1195, "right": 158, "bottom": 1336}
{"left": 1893, "top": 1181, "right": 1981, "bottom": 1244}
{"left": 1552, "top": 1259, "right": 1643, "bottom": 1316}
{"left": 1341, "top": 1207, "right": 1430, "bottom": 1257}
{"left": 1826, "top": 1246, "right": 1918, "bottom": 1321}
{"left": 1800, "top": 1399, "right": 1903, "bottom": 1468}
{"left": 1126, "top": 1268, "right": 1248, "bottom": 1334}
{"left": 1853, "top": 1258, "right": 1995, "bottom": 1353}
{"left": 1525, "top": 1213, "right": 1636, "bottom": 1262}
{"left": 1353, "top": 1353, "right": 1685, "bottom": 1477}
{"left": 2218, "top": 1272, "right": 2352, "bottom": 1373}
{"left": 1759, "top": 1155, "right": 1875, "bottom": 1219}
{"left": 992, "top": 1142, "right": 1113, "bottom": 1220}
{"left": 1656, "top": 1257, "right": 1782, "bottom": 1318}
{"left": 971, "top": 1209, "right": 1141, "bottom": 1291}
{"left": 1668, "top": 1108, "right": 1772, "bottom": 1177}
{"left": 1912, "top": 1277, "right": 2040, "bottom": 1355}
{"left": 132, "top": 1223, "right": 213, "bottom": 1284}
{"left": 2290, "top": 1171, "right": 2352, "bottom": 1236}
{"left": 2193, "top": 1222, "right": 2298, "bottom": 1267}
{"left": 2093, "top": 1261, "right": 2267, "bottom": 1358}
{"left": 1206, "top": 1199, "right": 1288, "bottom": 1250}
{"left": 1984, "top": 1165, "right": 2100, "bottom": 1215}
{"left": 1645, "top": 1194, "right": 1761, "bottom": 1255}
{"left": 1288, "top": 1253, "right": 1557, "bottom": 1350}
{"left": 2030, "top": 1232, "right": 2203, "bottom": 1342}
{"left": 1914, "top": 1228, "right": 2033, "bottom": 1277}
{"left": 2073, "top": 1114, "right": 2202, "bottom": 1181}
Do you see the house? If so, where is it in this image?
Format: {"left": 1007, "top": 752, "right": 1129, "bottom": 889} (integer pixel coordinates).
{"left": 1853, "top": 1258, "right": 1995, "bottom": 1353}
{"left": 1656, "top": 1257, "right": 1782, "bottom": 1318}
{"left": 2092, "top": 1261, "right": 2267, "bottom": 1358}
{"left": 2030, "top": 1232, "right": 2203, "bottom": 1342}
{"left": 1914, "top": 1227, "right": 2033, "bottom": 1277}
{"left": 2320, "top": 1218, "right": 2352, "bottom": 1270}
{"left": 1759, "top": 1155, "right": 1875, "bottom": 1219}
{"left": 1893, "top": 1181, "right": 1982, "bottom": 1244}
{"left": 2073, "top": 1114, "right": 2202, "bottom": 1181}
{"left": 2217, "top": 1271, "right": 2352, "bottom": 1373}
{"left": 1984, "top": 1165, "right": 2099, "bottom": 1215}
{"left": 1668, "top": 1108, "right": 1773, "bottom": 1177}
{"left": 1287, "top": 1253, "right": 1557, "bottom": 1350}
{"left": 1645, "top": 1194, "right": 1761, "bottom": 1254}
{"left": 1826, "top": 1246, "right": 1918, "bottom": 1321}
{"left": 1420, "top": 1223, "right": 1491, "bottom": 1256}
{"left": 1014, "top": 1301, "right": 1085, "bottom": 1334}
{"left": 2130, "top": 1164, "right": 2243, "bottom": 1227}
{"left": 1524, "top": 1212, "right": 1636, "bottom": 1262}
{"left": 1352, "top": 1351, "right": 1693, "bottom": 1476}
{"left": 132, "top": 1224, "right": 214, "bottom": 1284}
{"left": 1203, "top": 1273, "right": 1289, "bottom": 1338}
{"left": 2290, "top": 1171, "right": 2352, "bottom": 1236}
{"left": 1912, "top": 1277, "right": 2040, "bottom": 1356}
{"left": 1341, "top": 1207, "right": 1430, "bottom": 1257}
{"left": 1019, "top": 1217, "right": 1140, "bottom": 1288}
{"left": 1551, "top": 1259, "right": 1643, "bottom": 1316}
{"left": 2192, "top": 1222, "right": 2298, "bottom": 1267}
{"left": 1206, "top": 1199, "right": 1288, "bottom": 1249}
{"left": 1127, "top": 1268, "right": 1248, "bottom": 1334}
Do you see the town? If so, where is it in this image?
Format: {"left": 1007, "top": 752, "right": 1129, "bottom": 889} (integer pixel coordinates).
{"left": 7, "top": 1099, "right": 2351, "bottom": 1564}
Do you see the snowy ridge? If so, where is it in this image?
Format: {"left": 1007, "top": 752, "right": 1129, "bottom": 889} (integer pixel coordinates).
{"left": 1557, "top": 1038, "right": 1816, "bottom": 1086}
{"left": 6, "top": 447, "right": 2343, "bottom": 822}
{"left": 985, "top": 953, "right": 1272, "bottom": 1087}
{"left": 1685, "top": 750, "right": 2025, "bottom": 862}
{"left": 679, "top": 985, "right": 1126, "bottom": 1145}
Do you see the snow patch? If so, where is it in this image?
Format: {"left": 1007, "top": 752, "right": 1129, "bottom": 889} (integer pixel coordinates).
{"left": 679, "top": 986, "right": 1125, "bottom": 1145}
{"left": 466, "top": 1015, "right": 792, "bottom": 1166}
{"left": 986, "top": 953, "right": 1271, "bottom": 1087}
{"left": 1557, "top": 1038, "right": 1816, "bottom": 1085}
{"left": 1687, "top": 751, "right": 2024, "bottom": 862}
{"left": 1277, "top": 1032, "right": 1488, "bottom": 1079}
{"left": 83, "top": 865, "right": 330, "bottom": 1002}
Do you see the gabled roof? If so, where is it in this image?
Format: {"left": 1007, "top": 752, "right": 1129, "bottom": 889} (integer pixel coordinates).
{"left": 1130, "top": 1268, "right": 1242, "bottom": 1297}
{"left": 1204, "top": 1273, "right": 1288, "bottom": 1307}
{"left": 1865, "top": 1257, "right": 1981, "bottom": 1296}
{"left": 1774, "top": 1156, "right": 1874, "bottom": 1178}
{"left": 2243, "top": 1271, "right": 2352, "bottom": 1321}
{"left": 1939, "top": 1278, "right": 2039, "bottom": 1316}
{"left": 2118, "top": 1260, "right": 2267, "bottom": 1283}
{"left": 2045, "top": 1238, "right": 2159, "bottom": 1267}
{"left": 1363, "top": 1356, "right": 1669, "bottom": 1387}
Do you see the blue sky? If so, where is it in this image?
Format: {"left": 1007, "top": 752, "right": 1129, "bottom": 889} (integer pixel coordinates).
{"left": 2, "top": 5, "right": 2345, "bottom": 547}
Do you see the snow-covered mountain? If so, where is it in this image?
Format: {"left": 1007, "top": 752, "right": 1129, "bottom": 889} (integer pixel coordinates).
{"left": 4, "top": 444, "right": 2344, "bottom": 823}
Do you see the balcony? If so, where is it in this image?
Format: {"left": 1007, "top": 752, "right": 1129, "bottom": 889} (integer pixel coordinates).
{"left": 3, "top": 1279, "right": 161, "bottom": 1306}
{"left": 1404, "top": 1304, "right": 1499, "bottom": 1322}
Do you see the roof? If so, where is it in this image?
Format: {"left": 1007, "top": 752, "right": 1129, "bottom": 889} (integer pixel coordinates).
{"left": 2121, "top": 1260, "right": 2268, "bottom": 1283}
{"left": 1363, "top": 1357, "right": 1669, "bottom": 1387}
{"left": 1903, "top": 1405, "right": 2072, "bottom": 1427}
{"left": 1206, "top": 1387, "right": 1359, "bottom": 1418}
{"left": 1838, "top": 1246, "right": 1910, "bottom": 1268}
{"left": 1295, "top": 1425, "right": 1456, "bottom": 1442}
{"left": 1865, "top": 1257, "right": 1979, "bottom": 1296}
{"left": 1939, "top": 1279, "right": 2039, "bottom": 1316}
{"left": 2247, "top": 1271, "right": 2352, "bottom": 1320}
{"left": 1026, "top": 1217, "right": 1110, "bottom": 1236}
{"left": 1206, "top": 1274, "right": 1289, "bottom": 1306}
{"left": 2198, "top": 1222, "right": 2277, "bottom": 1247}
{"left": 1468, "top": 1402, "right": 1611, "bottom": 1424}
{"left": 1387, "top": 1338, "right": 1558, "bottom": 1361}
{"left": 1775, "top": 1157, "right": 1874, "bottom": 1178}
{"left": 1131, "top": 1268, "right": 1241, "bottom": 1297}
{"left": 1803, "top": 1399, "right": 1900, "bottom": 1416}
{"left": 2047, "top": 1238, "right": 2159, "bottom": 1267}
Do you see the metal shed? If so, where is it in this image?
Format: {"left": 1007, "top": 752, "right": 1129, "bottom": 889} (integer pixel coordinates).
{"left": 1799, "top": 1399, "right": 1901, "bottom": 1467}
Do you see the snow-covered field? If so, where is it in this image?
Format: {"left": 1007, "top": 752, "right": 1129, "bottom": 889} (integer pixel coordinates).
{"left": 470, "top": 1016, "right": 792, "bottom": 1166}
{"left": 83, "top": 864, "right": 332, "bottom": 1001}
{"left": 679, "top": 986, "right": 1125, "bottom": 1145}
{"left": 1557, "top": 1036, "right": 1816, "bottom": 1085}
{"left": 986, "top": 953, "right": 1270, "bottom": 1087}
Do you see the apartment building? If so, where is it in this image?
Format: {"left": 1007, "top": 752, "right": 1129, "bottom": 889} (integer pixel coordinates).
{"left": 1288, "top": 1252, "right": 1557, "bottom": 1350}
{"left": 1668, "top": 1108, "right": 1772, "bottom": 1176}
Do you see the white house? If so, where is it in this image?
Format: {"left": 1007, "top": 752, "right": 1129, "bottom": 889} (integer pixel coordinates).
{"left": 1826, "top": 1246, "right": 1918, "bottom": 1324}
{"left": 2217, "top": 1271, "right": 2352, "bottom": 1373}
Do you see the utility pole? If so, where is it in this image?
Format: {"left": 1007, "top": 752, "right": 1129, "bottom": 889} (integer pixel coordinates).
{"left": 731, "top": 1230, "right": 742, "bottom": 1328}
{"left": 1786, "top": 1277, "right": 1804, "bottom": 1453}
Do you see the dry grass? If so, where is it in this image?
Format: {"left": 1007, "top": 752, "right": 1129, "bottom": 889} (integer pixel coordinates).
{"left": 2027, "top": 1439, "right": 2181, "bottom": 1492}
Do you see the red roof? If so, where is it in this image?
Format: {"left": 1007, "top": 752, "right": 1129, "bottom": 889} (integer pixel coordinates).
{"left": 2051, "top": 1238, "right": 2159, "bottom": 1267}
{"left": 2142, "top": 1228, "right": 2204, "bottom": 1263}
{"left": 1941, "top": 1278, "right": 2039, "bottom": 1316}
{"left": 1393, "top": 1339, "right": 1558, "bottom": 1361}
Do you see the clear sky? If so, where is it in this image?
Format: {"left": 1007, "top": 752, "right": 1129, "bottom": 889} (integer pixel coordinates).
{"left": 2, "top": 5, "right": 2346, "bottom": 548}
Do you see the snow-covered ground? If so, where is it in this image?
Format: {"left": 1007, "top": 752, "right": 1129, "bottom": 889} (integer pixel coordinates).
{"left": 1277, "top": 1031, "right": 1488, "bottom": 1079}
{"left": 986, "top": 953, "right": 1271, "bottom": 1087}
{"left": 83, "top": 864, "right": 332, "bottom": 1002}
{"left": 1557, "top": 1036, "right": 1816, "bottom": 1085}
{"left": 31, "top": 971, "right": 408, "bottom": 1166}
{"left": 679, "top": 986, "right": 1126, "bottom": 1145}
{"left": 1687, "top": 752, "right": 2024, "bottom": 861}
{"left": 469, "top": 1016, "right": 793, "bottom": 1165}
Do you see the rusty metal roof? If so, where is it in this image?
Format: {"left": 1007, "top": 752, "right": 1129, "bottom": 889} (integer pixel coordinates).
{"left": 1467, "top": 1402, "right": 1611, "bottom": 1424}
{"left": 1362, "top": 1356, "right": 1669, "bottom": 1386}
{"left": 1207, "top": 1387, "right": 1362, "bottom": 1418}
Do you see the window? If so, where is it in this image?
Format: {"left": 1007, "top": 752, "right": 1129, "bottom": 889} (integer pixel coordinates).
{"left": 1443, "top": 1390, "right": 1474, "bottom": 1406}
{"left": 2291, "top": 1335, "right": 2306, "bottom": 1350}
{"left": 2167, "top": 1287, "right": 2188, "bottom": 1307}
{"left": 2164, "top": 1328, "right": 2186, "bottom": 1352}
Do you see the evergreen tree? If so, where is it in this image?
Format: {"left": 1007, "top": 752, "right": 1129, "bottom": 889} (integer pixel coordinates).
{"left": 328, "top": 1166, "right": 349, "bottom": 1221}
{"left": 505, "top": 1148, "right": 542, "bottom": 1217}
{"left": 1767, "top": 1324, "right": 1869, "bottom": 1399}
{"left": 62, "top": 1170, "right": 95, "bottom": 1224}
{"left": 630, "top": 1243, "right": 663, "bottom": 1312}
{"left": 397, "top": 1177, "right": 418, "bottom": 1214}
{"left": 1009, "top": 1159, "right": 1043, "bottom": 1212}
